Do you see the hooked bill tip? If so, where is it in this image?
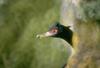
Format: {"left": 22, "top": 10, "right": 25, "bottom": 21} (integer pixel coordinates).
{"left": 36, "top": 32, "right": 52, "bottom": 39}
{"left": 36, "top": 34, "right": 46, "bottom": 39}
{"left": 36, "top": 35, "right": 40, "bottom": 38}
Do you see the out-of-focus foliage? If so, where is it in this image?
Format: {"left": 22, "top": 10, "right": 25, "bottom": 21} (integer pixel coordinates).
{"left": 61, "top": 0, "right": 100, "bottom": 68}
{"left": 0, "top": 0, "right": 68, "bottom": 68}
{"left": 78, "top": 0, "right": 100, "bottom": 21}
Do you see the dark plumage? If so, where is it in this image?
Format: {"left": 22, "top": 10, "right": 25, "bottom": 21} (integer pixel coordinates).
{"left": 37, "top": 22, "right": 73, "bottom": 45}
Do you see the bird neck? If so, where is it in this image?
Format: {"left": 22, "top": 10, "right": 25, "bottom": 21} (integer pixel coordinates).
{"left": 59, "top": 29, "right": 73, "bottom": 45}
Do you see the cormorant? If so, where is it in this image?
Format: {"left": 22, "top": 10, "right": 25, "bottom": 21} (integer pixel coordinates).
{"left": 36, "top": 22, "right": 75, "bottom": 68}
{"left": 36, "top": 22, "right": 73, "bottom": 45}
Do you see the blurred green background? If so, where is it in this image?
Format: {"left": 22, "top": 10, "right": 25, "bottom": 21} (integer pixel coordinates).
{"left": 0, "top": 0, "right": 68, "bottom": 68}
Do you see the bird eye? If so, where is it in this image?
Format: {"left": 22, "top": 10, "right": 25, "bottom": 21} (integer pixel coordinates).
{"left": 50, "top": 28, "right": 58, "bottom": 33}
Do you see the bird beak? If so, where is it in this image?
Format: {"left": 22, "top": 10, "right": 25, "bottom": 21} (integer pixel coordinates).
{"left": 36, "top": 32, "right": 55, "bottom": 39}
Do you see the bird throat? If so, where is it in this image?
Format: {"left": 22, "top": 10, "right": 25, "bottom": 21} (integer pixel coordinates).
{"left": 58, "top": 30, "right": 73, "bottom": 46}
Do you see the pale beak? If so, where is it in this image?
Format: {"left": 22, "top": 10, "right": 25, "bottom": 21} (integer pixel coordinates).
{"left": 36, "top": 32, "right": 56, "bottom": 39}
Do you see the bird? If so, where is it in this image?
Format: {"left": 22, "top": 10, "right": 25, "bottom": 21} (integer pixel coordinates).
{"left": 36, "top": 22, "right": 73, "bottom": 46}
{"left": 36, "top": 22, "right": 76, "bottom": 68}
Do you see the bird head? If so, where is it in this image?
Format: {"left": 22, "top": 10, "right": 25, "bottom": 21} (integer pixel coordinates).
{"left": 36, "top": 22, "right": 71, "bottom": 39}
